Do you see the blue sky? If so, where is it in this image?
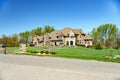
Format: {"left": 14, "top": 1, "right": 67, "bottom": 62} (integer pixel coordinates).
{"left": 0, "top": 0, "right": 120, "bottom": 36}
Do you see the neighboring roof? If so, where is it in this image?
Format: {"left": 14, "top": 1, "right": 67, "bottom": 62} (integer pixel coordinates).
{"left": 19, "top": 40, "right": 26, "bottom": 44}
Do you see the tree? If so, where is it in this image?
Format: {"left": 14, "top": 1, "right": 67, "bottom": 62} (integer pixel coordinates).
{"left": 92, "top": 24, "right": 118, "bottom": 48}
{"left": 42, "top": 25, "right": 55, "bottom": 35}
{"left": 19, "top": 32, "right": 25, "bottom": 40}
{"left": 31, "top": 27, "right": 42, "bottom": 37}
{"left": 116, "top": 29, "right": 120, "bottom": 48}
{"left": 92, "top": 28, "right": 100, "bottom": 46}
{"left": 0, "top": 34, "right": 19, "bottom": 47}
{"left": 12, "top": 34, "right": 19, "bottom": 47}
{"left": 19, "top": 31, "right": 30, "bottom": 43}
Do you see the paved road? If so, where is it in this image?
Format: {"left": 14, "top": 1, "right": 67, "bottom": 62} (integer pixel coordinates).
{"left": 0, "top": 54, "right": 120, "bottom": 80}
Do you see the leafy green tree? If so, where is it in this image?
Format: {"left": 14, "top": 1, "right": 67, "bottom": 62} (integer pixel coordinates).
{"left": 19, "top": 32, "right": 25, "bottom": 40}
{"left": 19, "top": 31, "right": 30, "bottom": 43}
{"left": 31, "top": 27, "right": 42, "bottom": 36}
{"left": 12, "top": 34, "right": 19, "bottom": 47}
{"left": 0, "top": 34, "right": 19, "bottom": 47}
{"left": 92, "top": 24, "right": 118, "bottom": 48}
{"left": 42, "top": 25, "right": 55, "bottom": 35}
{"left": 92, "top": 28, "right": 100, "bottom": 46}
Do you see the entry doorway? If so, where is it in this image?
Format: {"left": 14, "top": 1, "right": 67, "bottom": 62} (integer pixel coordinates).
{"left": 55, "top": 42, "right": 57, "bottom": 46}
{"left": 70, "top": 41, "right": 73, "bottom": 45}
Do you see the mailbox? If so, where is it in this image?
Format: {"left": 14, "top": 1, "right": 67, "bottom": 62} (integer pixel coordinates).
{"left": 1, "top": 42, "right": 6, "bottom": 47}
{"left": 0, "top": 41, "right": 7, "bottom": 54}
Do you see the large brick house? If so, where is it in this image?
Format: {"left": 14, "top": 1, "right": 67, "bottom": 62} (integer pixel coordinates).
{"left": 32, "top": 28, "right": 92, "bottom": 46}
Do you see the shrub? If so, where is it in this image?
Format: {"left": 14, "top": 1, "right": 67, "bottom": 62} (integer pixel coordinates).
{"left": 106, "top": 46, "right": 112, "bottom": 49}
{"left": 40, "top": 51, "right": 44, "bottom": 54}
{"left": 95, "top": 43, "right": 103, "bottom": 50}
{"left": 45, "top": 51, "right": 49, "bottom": 54}
{"left": 26, "top": 49, "right": 30, "bottom": 52}
{"left": 50, "top": 52, "right": 56, "bottom": 55}
{"left": 112, "top": 45, "right": 119, "bottom": 50}
{"left": 31, "top": 50, "right": 38, "bottom": 53}
{"left": 29, "top": 44, "right": 35, "bottom": 47}
{"left": 77, "top": 44, "right": 85, "bottom": 47}
{"left": 87, "top": 45, "right": 93, "bottom": 48}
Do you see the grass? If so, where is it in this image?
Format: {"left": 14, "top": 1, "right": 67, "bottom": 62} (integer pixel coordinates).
{"left": 1, "top": 46, "right": 120, "bottom": 63}
{"left": 52, "top": 46, "right": 120, "bottom": 63}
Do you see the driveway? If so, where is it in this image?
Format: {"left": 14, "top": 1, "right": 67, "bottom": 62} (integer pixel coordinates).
{"left": 0, "top": 54, "right": 120, "bottom": 80}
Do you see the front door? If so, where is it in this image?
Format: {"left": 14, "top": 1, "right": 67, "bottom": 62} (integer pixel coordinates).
{"left": 70, "top": 41, "right": 73, "bottom": 45}
{"left": 55, "top": 42, "right": 57, "bottom": 46}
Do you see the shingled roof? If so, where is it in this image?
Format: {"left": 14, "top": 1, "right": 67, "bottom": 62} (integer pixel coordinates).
{"left": 61, "top": 28, "right": 72, "bottom": 36}
{"left": 48, "top": 30, "right": 62, "bottom": 40}
{"left": 43, "top": 27, "right": 85, "bottom": 41}
{"left": 73, "top": 29, "right": 84, "bottom": 34}
{"left": 33, "top": 35, "right": 44, "bottom": 42}
{"left": 85, "top": 34, "right": 93, "bottom": 40}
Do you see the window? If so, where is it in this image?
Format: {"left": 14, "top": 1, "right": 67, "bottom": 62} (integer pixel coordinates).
{"left": 59, "top": 41, "right": 63, "bottom": 44}
{"left": 70, "top": 36, "right": 75, "bottom": 39}
{"left": 85, "top": 41, "right": 88, "bottom": 44}
{"left": 79, "top": 40, "right": 81, "bottom": 44}
{"left": 66, "top": 41, "right": 69, "bottom": 45}
{"left": 59, "top": 36, "right": 62, "bottom": 39}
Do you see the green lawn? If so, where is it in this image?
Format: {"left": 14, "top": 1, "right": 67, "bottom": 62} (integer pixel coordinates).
{"left": 3, "top": 46, "right": 120, "bottom": 63}
{"left": 52, "top": 46, "right": 120, "bottom": 63}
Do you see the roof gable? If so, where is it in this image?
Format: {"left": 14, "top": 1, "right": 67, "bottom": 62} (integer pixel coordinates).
{"left": 62, "top": 28, "right": 72, "bottom": 36}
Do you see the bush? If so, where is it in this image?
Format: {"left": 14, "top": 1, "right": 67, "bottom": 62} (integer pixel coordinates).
{"left": 31, "top": 50, "right": 38, "bottom": 53}
{"left": 27, "top": 49, "right": 38, "bottom": 53}
{"left": 95, "top": 43, "right": 103, "bottom": 50}
{"left": 106, "top": 46, "right": 112, "bottom": 49}
{"left": 50, "top": 52, "right": 56, "bottom": 55}
{"left": 40, "top": 51, "right": 44, "bottom": 54}
{"left": 29, "top": 44, "right": 35, "bottom": 47}
{"left": 45, "top": 51, "right": 49, "bottom": 54}
{"left": 87, "top": 45, "right": 93, "bottom": 48}
{"left": 26, "top": 49, "right": 30, "bottom": 52}
{"left": 112, "top": 45, "right": 119, "bottom": 50}
{"left": 77, "top": 44, "right": 85, "bottom": 47}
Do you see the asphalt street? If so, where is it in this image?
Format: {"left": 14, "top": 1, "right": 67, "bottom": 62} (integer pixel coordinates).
{"left": 0, "top": 54, "right": 120, "bottom": 80}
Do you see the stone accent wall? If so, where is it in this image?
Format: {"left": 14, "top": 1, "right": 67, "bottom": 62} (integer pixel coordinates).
{"left": 20, "top": 44, "right": 26, "bottom": 52}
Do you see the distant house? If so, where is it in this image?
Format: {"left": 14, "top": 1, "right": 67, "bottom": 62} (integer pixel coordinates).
{"left": 32, "top": 28, "right": 93, "bottom": 47}
{"left": 32, "top": 36, "right": 44, "bottom": 46}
